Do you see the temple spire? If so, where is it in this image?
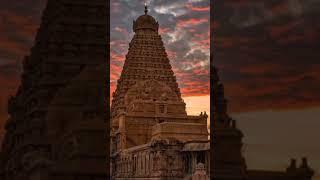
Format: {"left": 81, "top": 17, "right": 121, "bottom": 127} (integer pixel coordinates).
{"left": 144, "top": 2, "right": 148, "bottom": 14}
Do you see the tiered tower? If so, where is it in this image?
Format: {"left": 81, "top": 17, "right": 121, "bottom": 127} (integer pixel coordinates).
{"left": 111, "top": 5, "right": 191, "bottom": 151}
{"left": 111, "top": 5, "right": 183, "bottom": 119}
{"left": 0, "top": 0, "right": 107, "bottom": 179}
{"left": 212, "top": 65, "right": 248, "bottom": 179}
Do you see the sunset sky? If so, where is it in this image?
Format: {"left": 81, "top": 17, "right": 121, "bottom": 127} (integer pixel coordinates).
{"left": 0, "top": 0, "right": 47, "bottom": 142}
{"left": 0, "top": 0, "right": 319, "bottom": 179}
{"left": 214, "top": 0, "right": 320, "bottom": 178}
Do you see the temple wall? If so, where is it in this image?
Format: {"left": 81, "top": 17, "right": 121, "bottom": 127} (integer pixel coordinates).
{"left": 152, "top": 122, "right": 209, "bottom": 142}
{"left": 125, "top": 117, "right": 157, "bottom": 148}
{"left": 112, "top": 142, "right": 210, "bottom": 180}
{"left": 113, "top": 144, "right": 156, "bottom": 179}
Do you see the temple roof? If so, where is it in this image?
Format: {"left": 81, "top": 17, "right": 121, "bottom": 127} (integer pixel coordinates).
{"left": 133, "top": 4, "right": 159, "bottom": 32}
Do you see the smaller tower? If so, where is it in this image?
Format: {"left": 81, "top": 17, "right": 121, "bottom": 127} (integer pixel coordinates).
{"left": 212, "top": 65, "right": 247, "bottom": 179}
{"left": 297, "top": 157, "right": 314, "bottom": 179}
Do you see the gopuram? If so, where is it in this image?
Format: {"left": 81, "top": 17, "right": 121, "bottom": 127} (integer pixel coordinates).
{"left": 110, "top": 5, "right": 210, "bottom": 180}
{"left": 212, "top": 65, "right": 314, "bottom": 180}
{"left": 0, "top": 0, "right": 108, "bottom": 179}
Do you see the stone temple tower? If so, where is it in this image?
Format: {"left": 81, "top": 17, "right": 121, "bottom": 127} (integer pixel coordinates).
{"left": 110, "top": 5, "right": 188, "bottom": 149}
{"left": 111, "top": 5, "right": 182, "bottom": 120}
{"left": 110, "top": 5, "right": 210, "bottom": 179}
{"left": 212, "top": 65, "right": 248, "bottom": 179}
{"left": 0, "top": 0, "right": 107, "bottom": 179}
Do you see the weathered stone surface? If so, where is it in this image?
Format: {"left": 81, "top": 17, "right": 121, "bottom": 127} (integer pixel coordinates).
{"left": 192, "top": 163, "right": 209, "bottom": 180}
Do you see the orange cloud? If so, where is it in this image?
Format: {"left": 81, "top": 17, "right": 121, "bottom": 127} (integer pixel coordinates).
{"left": 177, "top": 18, "right": 208, "bottom": 28}
{"left": 186, "top": 3, "right": 210, "bottom": 12}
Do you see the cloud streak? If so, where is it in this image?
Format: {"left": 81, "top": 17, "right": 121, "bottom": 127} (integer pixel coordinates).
{"left": 214, "top": 0, "right": 320, "bottom": 113}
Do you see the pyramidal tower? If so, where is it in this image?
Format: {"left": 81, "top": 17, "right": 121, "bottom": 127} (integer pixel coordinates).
{"left": 212, "top": 65, "right": 248, "bottom": 179}
{"left": 110, "top": 5, "right": 210, "bottom": 179}
{"left": 111, "top": 5, "right": 183, "bottom": 119}
{"left": 0, "top": 0, "right": 107, "bottom": 179}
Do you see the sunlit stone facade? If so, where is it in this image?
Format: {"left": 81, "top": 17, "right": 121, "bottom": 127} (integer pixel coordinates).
{"left": 110, "top": 6, "right": 210, "bottom": 179}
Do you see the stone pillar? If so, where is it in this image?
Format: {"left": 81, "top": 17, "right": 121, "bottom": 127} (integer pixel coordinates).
{"left": 128, "top": 157, "right": 131, "bottom": 175}
{"left": 118, "top": 112, "right": 127, "bottom": 150}
{"left": 120, "top": 158, "right": 122, "bottom": 175}
{"left": 125, "top": 158, "right": 127, "bottom": 175}
{"left": 137, "top": 153, "right": 141, "bottom": 175}
{"left": 140, "top": 152, "right": 143, "bottom": 176}
{"left": 150, "top": 152, "right": 153, "bottom": 173}
{"left": 207, "top": 151, "right": 210, "bottom": 176}
{"left": 146, "top": 152, "right": 149, "bottom": 175}
{"left": 192, "top": 152, "right": 197, "bottom": 173}
{"left": 188, "top": 153, "right": 192, "bottom": 174}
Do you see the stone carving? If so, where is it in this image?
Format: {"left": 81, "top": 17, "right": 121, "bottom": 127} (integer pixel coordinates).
{"left": 125, "top": 80, "right": 179, "bottom": 106}
{"left": 60, "top": 137, "right": 79, "bottom": 159}
{"left": 22, "top": 150, "right": 53, "bottom": 171}
{"left": 192, "top": 163, "right": 209, "bottom": 180}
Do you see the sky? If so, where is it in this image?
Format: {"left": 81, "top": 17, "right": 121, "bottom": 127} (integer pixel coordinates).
{"left": 0, "top": 0, "right": 47, "bottom": 142}
{"left": 214, "top": 0, "right": 320, "bottom": 178}
{"left": 0, "top": 0, "right": 319, "bottom": 178}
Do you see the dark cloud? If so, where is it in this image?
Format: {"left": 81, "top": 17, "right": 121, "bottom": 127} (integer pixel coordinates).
{"left": 167, "top": 38, "right": 191, "bottom": 59}
{"left": 0, "top": 0, "right": 47, "bottom": 143}
{"left": 185, "top": 49, "right": 209, "bottom": 63}
{"left": 214, "top": 0, "right": 320, "bottom": 113}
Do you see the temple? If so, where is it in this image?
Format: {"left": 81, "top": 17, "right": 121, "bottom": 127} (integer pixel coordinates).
{"left": 0, "top": 1, "right": 313, "bottom": 180}
{"left": 110, "top": 5, "right": 210, "bottom": 179}
{"left": 0, "top": 0, "right": 108, "bottom": 179}
{"left": 212, "top": 65, "right": 314, "bottom": 180}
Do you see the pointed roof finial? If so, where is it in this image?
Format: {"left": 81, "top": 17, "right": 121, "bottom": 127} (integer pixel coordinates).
{"left": 144, "top": 1, "right": 148, "bottom": 15}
